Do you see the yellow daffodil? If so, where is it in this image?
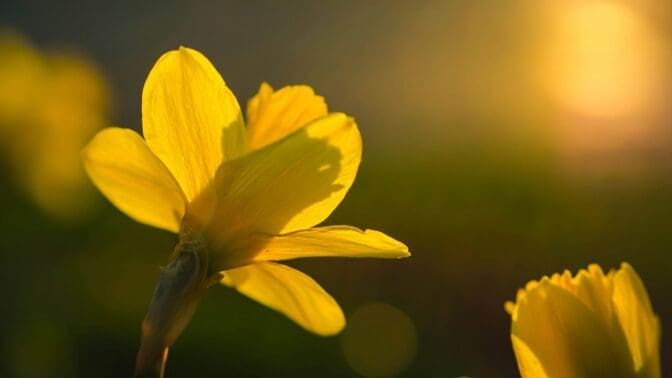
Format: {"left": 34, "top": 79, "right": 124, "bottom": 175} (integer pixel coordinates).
{"left": 505, "top": 263, "right": 661, "bottom": 378}
{"left": 0, "top": 30, "right": 109, "bottom": 220}
{"left": 82, "top": 47, "right": 408, "bottom": 374}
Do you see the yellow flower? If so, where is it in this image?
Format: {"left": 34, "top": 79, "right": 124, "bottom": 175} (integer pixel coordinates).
{"left": 505, "top": 263, "right": 661, "bottom": 378}
{"left": 0, "top": 30, "right": 109, "bottom": 220}
{"left": 82, "top": 47, "right": 408, "bottom": 346}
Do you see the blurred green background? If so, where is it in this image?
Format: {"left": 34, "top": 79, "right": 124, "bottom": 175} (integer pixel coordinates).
{"left": 1, "top": 1, "right": 671, "bottom": 377}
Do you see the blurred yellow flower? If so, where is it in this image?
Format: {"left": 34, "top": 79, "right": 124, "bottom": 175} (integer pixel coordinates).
{"left": 0, "top": 30, "right": 110, "bottom": 220}
{"left": 505, "top": 263, "right": 661, "bottom": 378}
{"left": 82, "top": 46, "right": 408, "bottom": 365}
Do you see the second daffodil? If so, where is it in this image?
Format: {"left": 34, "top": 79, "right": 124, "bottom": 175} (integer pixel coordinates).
{"left": 505, "top": 263, "right": 661, "bottom": 378}
{"left": 82, "top": 47, "right": 409, "bottom": 374}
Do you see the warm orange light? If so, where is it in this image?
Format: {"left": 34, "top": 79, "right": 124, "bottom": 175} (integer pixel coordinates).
{"left": 546, "top": 2, "right": 662, "bottom": 119}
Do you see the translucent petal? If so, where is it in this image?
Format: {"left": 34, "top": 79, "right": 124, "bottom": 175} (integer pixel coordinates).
{"left": 214, "top": 113, "right": 361, "bottom": 234}
{"left": 142, "top": 47, "right": 246, "bottom": 202}
{"left": 221, "top": 262, "right": 344, "bottom": 336}
{"left": 511, "top": 335, "right": 549, "bottom": 378}
{"left": 246, "top": 82, "right": 327, "bottom": 150}
{"left": 612, "top": 263, "right": 661, "bottom": 377}
{"left": 251, "top": 226, "right": 409, "bottom": 261}
{"left": 562, "top": 265, "right": 616, "bottom": 332}
{"left": 511, "top": 280, "right": 633, "bottom": 378}
{"left": 82, "top": 127, "right": 186, "bottom": 232}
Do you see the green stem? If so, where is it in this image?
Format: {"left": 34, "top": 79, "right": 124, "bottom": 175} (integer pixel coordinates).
{"left": 134, "top": 347, "right": 168, "bottom": 378}
{"left": 133, "top": 238, "right": 211, "bottom": 378}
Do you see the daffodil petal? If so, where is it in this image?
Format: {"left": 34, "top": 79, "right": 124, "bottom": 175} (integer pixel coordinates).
{"left": 142, "top": 47, "right": 246, "bottom": 201}
{"left": 82, "top": 127, "right": 186, "bottom": 232}
{"left": 511, "top": 280, "right": 633, "bottom": 377}
{"left": 612, "top": 263, "right": 661, "bottom": 377}
{"left": 246, "top": 83, "right": 328, "bottom": 150}
{"left": 511, "top": 335, "right": 549, "bottom": 378}
{"left": 215, "top": 113, "right": 361, "bottom": 234}
{"left": 251, "top": 226, "right": 409, "bottom": 262}
{"left": 221, "top": 262, "right": 345, "bottom": 336}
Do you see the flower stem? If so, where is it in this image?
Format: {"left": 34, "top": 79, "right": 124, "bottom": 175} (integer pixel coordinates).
{"left": 134, "top": 347, "right": 168, "bottom": 378}
{"left": 133, "top": 237, "right": 211, "bottom": 378}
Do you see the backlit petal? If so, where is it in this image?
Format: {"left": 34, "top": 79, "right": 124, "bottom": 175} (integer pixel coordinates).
{"left": 221, "top": 262, "right": 344, "bottom": 336}
{"left": 507, "top": 263, "right": 661, "bottom": 378}
{"left": 142, "top": 47, "right": 246, "bottom": 202}
{"left": 511, "top": 280, "right": 633, "bottom": 377}
{"left": 214, "top": 113, "right": 361, "bottom": 234}
{"left": 511, "top": 335, "right": 549, "bottom": 378}
{"left": 82, "top": 127, "right": 186, "bottom": 232}
{"left": 251, "top": 226, "right": 409, "bottom": 262}
{"left": 549, "top": 265, "right": 615, "bottom": 331}
{"left": 246, "top": 83, "right": 327, "bottom": 150}
{"left": 612, "top": 263, "right": 661, "bottom": 377}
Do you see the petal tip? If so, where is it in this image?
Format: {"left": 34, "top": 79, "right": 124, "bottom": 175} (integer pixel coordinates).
{"left": 620, "top": 261, "right": 633, "bottom": 272}
{"left": 504, "top": 300, "right": 516, "bottom": 316}
{"left": 177, "top": 45, "right": 197, "bottom": 57}
{"left": 316, "top": 322, "right": 346, "bottom": 337}
{"left": 313, "top": 311, "right": 346, "bottom": 337}
{"left": 397, "top": 245, "right": 411, "bottom": 258}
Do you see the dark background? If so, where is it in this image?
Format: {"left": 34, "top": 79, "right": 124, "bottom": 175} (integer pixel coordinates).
{"left": 1, "top": 1, "right": 671, "bottom": 377}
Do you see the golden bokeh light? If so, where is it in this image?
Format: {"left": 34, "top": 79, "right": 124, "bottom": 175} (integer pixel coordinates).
{"left": 341, "top": 303, "right": 418, "bottom": 377}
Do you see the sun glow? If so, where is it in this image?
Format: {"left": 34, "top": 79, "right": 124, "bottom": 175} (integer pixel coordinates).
{"left": 546, "top": 2, "right": 663, "bottom": 119}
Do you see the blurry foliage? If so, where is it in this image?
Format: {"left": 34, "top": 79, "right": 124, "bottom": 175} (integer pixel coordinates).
{"left": 0, "top": 30, "right": 110, "bottom": 221}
